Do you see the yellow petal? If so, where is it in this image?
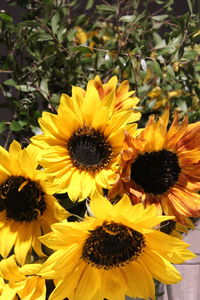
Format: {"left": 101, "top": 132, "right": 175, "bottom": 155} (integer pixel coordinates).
{"left": 0, "top": 221, "right": 18, "bottom": 258}
{"left": 122, "top": 261, "right": 155, "bottom": 300}
{"left": 49, "top": 262, "right": 85, "bottom": 300}
{"left": 74, "top": 265, "right": 102, "bottom": 300}
{"left": 89, "top": 193, "right": 113, "bottom": 219}
{"left": 14, "top": 222, "right": 34, "bottom": 265}
{"left": 0, "top": 255, "right": 25, "bottom": 281}
{"left": 141, "top": 249, "right": 182, "bottom": 284}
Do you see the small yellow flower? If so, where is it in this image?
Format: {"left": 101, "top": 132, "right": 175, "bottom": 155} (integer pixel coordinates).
{"left": 168, "top": 90, "right": 182, "bottom": 98}
{"left": 147, "top": 87, "right": 161, "bottom": 99}
{"left": 173, "top": 62, "right": 181, "bottom": 72}
{"left": 75, "top": 27, "right": 88, "bottom": 44}
{"left": 153, "top": 98, "right": 168, "bottom": 109}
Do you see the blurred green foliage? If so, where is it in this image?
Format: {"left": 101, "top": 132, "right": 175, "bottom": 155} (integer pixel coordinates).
{"left": 0, "top": 0, "right": 200, "bottom": 146}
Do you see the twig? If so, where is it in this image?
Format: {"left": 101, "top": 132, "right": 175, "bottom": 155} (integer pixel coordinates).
{"left": 0, "top": 70, "right": 13, "bottom": 73}
{"left": 4, "top": 130, "right": 12, "bottom": 150}
{"left": 35, "top": 17, "right": 69, "bottom": 55}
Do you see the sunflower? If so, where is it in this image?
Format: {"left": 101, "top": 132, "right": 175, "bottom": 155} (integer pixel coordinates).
{"left": 0, "top": 141, "right": 68, "bottom": 265}
{"left": 109, "top": 109, "right": 200, "bottom": 223}
{"left": 38, "top": 194, "right": 195, "bottom": 300}
{"left": 87, "top": 75, "right": 141, "bottom": 112}
{"left": 159, "top": 217, "right": 194, "bottom": 239}
{"left": 30, "top": 80, "right": 140, "bottom": 201}
{"left": 0, "top": 255, "right": 46, "bottom": 300}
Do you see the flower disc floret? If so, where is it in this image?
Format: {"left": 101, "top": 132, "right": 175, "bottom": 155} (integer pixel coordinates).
{"left": 0, "top": 175, "right": 46, "bottom": 222}
{"left": 131, "top": 149, "right": 181, "bottom": 195}
{"left": 67, "top": 127, "right": 112, "bottom": 172}
{"left": 82, "top": 221, "right": 145, "bottom": 269}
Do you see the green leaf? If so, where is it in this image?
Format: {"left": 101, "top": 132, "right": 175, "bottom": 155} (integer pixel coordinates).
{"left": 0, "top": 13, "right": 13, "bottom": 22}
{"left": 67, "top": 28, "right": 76, "bottom": 42}
{"left": 86, "top": 0, "right": 94, "bottom": 10}
{"left": 51, "top": 12, "right": 60, "bottom": 34}
{"left": 74, "top": 14, "right": 85, "bottom": 25}
{"left": 187, "top": 0, "right": 193, "bottom": 14}
{"left": 96, "top": 4, "right": 116, "bottom": 12}
{"left": 120, "top": 15, "right": 136, "bottom": 23}
{"left": 104, "top": 40, "right": 117, "bottom": 50}
{"left": 68, "top": 0, "right": 79, "bottom": 6}
{"left": 15, "top": 85, "right": 36, "bottom": 92}
{"left": 183, "top": 50, "right": 199, "bottom": 60}
{"left": 40, "top": 44, "right": 57, "bottom": 57}
{"left": 194, "top": 62, "right": 200, "bottom": 72}
{"left": 3, "top": 79, "right": 17, "bottom": 86}
{"left": 120, "top": 12, "right": 145, "bottom": 23}
{"left": 163, "top": 0, "right": 174, "bottom": 8}
{"left": 37, "top": 33, "right": 54, "bottom": 42}
{"left": 70, "top": 46, "right": 93, "bottom": 54}
{"left": 152, "top": 14, "right": 168, "bottom": 21}
{"left": 153, "top": 32, "right": 164, "bottom": 45}
{"left": 28, "top": 33, "right": 53, "bottom": 42}
{"left": 40, "top": 79, "right": 49, "bottom": 97}
{"left": 154, "top": 39, "right": 166, "bottom": 50}
{"left": 133, "top": 12, "right": 146, "bottom": 24}
{"left": 10, "top": 121, "right": 23, "bottom": 132}
{"left": 152, "top": 60, "right": 163, "bottom": 77}
{"left": 119, "top": 11, "right": 146, "bottom": 24}
{"left": 18, "top": 120, "right": 28, "bottom": 127}
{"left": 19, "top": 20, "right": 39, "bottom": 28}
{"left": 166, "top": 65, "right": 176, "bottom": 79}
{"left": 0, "top": 122, "right": 6, "bottom": 133}
{"left": 118, "top": 56, "right": 127, "bottom": 67}
{"left": 57, "top": 26, "right": 67, "bottom": 43}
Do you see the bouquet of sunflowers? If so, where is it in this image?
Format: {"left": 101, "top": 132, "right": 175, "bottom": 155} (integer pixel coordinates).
{"left": 0, "top": 0, "right": 200, "bottom": 299}
{"left": 0, "top": 74, "right": 198, "bottom": 300}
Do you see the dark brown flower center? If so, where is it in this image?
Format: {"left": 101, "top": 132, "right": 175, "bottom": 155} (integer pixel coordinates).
{"left": 67, "top": 127, "right": 112, "bottom": 172}
{"left": 82, "top": 221, "right": 145, "bottom": 269}
{"left": 160, "top": 220, "right": 176, "bottom": 235}
{"left": 131, "top": 149, "right": 181, "bottom": 195}
{"left": 0, "top": 176, "right": 46, "bottom": 222}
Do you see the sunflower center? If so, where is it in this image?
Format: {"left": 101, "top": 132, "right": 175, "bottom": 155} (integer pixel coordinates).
{"left": 67, "top": 127, "right": 112, "bottom": 172}
{"left": 0, "top": 176, "right": 46, "bottom": 222}
{"left": 82, "top": 221, "right": 145, "bottom": 269}
{"left": 160, "top": 220, "right": 176, "bottom": 235}
{"left": 131, "top": 149, "right": 181, "bottom": 195}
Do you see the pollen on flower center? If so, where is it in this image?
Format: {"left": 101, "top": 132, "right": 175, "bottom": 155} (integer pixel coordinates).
{"left": 0, "top": 176, "right": 46, "bottom": 222}
{"left": 131, "top": 149, "right": 181, "bottom": 195}
{"left": 67, "top": 127, "right": 112, "bottom": 172}
{"left": 82, "top": 221, "right": 145, "bottom": 269}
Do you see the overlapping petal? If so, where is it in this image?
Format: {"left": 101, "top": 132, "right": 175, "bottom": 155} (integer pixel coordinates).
{"left": 38, "top": 195, "right": 195, "bottom": 300}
